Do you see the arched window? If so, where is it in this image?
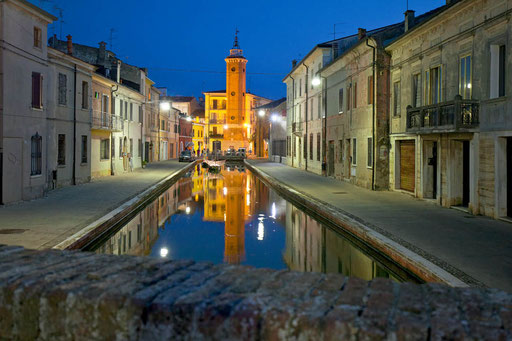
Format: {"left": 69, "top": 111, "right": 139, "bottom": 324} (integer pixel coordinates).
{"left": 31, "top": 133, "right": 42, "bottom": 175}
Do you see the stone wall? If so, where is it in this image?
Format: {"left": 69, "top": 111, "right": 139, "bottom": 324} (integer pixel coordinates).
{"left": 1, "top": 245, "right": 511, "bottom": 340}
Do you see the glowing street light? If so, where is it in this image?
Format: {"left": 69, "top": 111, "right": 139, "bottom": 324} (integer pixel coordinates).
{"left": 258, "top": 109, "right": 265, "bottom": 117}
{"left": 160, "top": 102, "right": 171, "bottom": 111}
{"left": 312, "top": 77, "right": 321, "bottom": 86}
{"left": 186, "top": 116, "right": 192, "bottom": 122}
{"left": 160, "top": 247, "right": 169, "bottom": 258}
{"left": 271, "top": 114, "right": 279, "bottom": 122}
{"left": 223, "top": 124, "right": 228, "bottom": 129}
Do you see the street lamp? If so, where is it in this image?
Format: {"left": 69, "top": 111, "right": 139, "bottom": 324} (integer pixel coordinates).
{"left": 160, "top": 102, "right": 170, "bottom": 111}
{"left": 223, "top": 124, "right": 228, "bottom": 130}
{"left": 258, "top": 109, "right": 265, "bottom": 117}
{"left": 312, "top": 77, "right": 321, "bottom": 87}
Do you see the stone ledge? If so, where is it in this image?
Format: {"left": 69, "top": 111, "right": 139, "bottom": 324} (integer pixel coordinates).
{"left": 0, "top": 245, "right": 511, "bottom": 340}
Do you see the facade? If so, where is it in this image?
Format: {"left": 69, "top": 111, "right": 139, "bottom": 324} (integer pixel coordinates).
{"left": 170, "top": 96, "right": 201, "bottom": 116}
{"left": 254, "top": 98, "right": 287, "bottom": 160}
{"left": 179, "top": 114, "right": 193, "bottom": 153}
{"left": 387, "top": 0, "right": 512, "bottom": 219}
{"left": 144, "top": 78, "right": 159, "bottom": 163}
{"left": 47, "top": 48, "right": 95, "bottom": 187}
{"left": 0, "top": 0, "right": 57, "bottom": 203}
{"left": 283, "top": 47, "right": 331, "bottom": 175}
{"left": 192, "top": 116, "right": 205, "bottom": 155}
{"left": 160, "top": 94, "right": 180, "bottom": 159}
{"left": 204, "top": 35, "right": 271, "bottom": 154}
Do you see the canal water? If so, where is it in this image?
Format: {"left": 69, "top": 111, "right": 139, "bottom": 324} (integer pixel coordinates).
{"left": 93, "top": 164, "right": 418, "bottom": 283}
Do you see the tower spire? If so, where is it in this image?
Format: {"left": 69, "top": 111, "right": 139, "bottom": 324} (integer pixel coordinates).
{"left": 233, "top": 28, "right": 240, "bottom": 49}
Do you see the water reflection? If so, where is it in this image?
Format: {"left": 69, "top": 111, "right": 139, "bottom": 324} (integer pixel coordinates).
{"left": 95, "top": 164, "right": 404, "bottom": 282}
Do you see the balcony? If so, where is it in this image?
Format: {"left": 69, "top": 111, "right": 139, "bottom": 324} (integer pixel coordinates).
{"left": 209, "top": 133, "right": 224, "bottom": 139}
{"left": 208, "top": 118, "right": 226, "bottom": 124}
{"left": 91, "top": 111, "right": 123, "bottom": 132}
{"left": 292, "top": 122, "right": 302, "bottom": 135}
{"left": 406, "top": 96, "right": 479, "bottom": 134}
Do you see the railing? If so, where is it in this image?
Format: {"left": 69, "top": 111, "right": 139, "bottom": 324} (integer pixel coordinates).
{"left": 91, "top": 111, "right": 124, "bottom": 131}
{"left": 406, "top": 96, "right": 479, "bottom": 133}
{"left": 209, "top": 133, "right": 224, "bottom": 138}
{"left": 209, "top": 118, "right": 226, "bottom": 124}
{"left": 292, "top": 122, "right": 302, "bottom": 134}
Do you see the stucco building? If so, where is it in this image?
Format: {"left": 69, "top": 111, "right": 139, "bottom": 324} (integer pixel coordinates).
{"left": 387, "top": 0, "right": 512, "bottom": 219}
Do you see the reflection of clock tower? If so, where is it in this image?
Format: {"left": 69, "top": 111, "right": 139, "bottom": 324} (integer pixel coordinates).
{"left": 225, "top": 31, "right": 248, "bottom": 149}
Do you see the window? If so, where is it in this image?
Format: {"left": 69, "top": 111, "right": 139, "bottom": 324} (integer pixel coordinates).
{"left": 81, "top": 136, "right": 87, "bottom": 163}
{"left": 299, "top": 78, "right": 302, "bottom": 97}
{"left": 352, "top": 138, "right": 357, "bottom": 166}
{"left": 130, "top": 138, "right": 133, "bottom": 156}
{"left": 33, "top": 27, "right": 42, "bottom": 48}
{"left": 138, "top": 139, "right": 141, "bottom": 157}
{"left": 309, "top": 133, "right": 313, "bottom": 160}
{"left": 58, "top": 134, "right": 65, "bottom": 165}
{"left": 212, "top": 99, "right": 218, "bottom": 109}
{"left": 120, "top": 100, "right": 123, "bottom": 117}
{"left": 412, "top": 74, "right": 421, "bottom": 107}
{"left": 393, "top": 81, "right": 401, "bottom": 116}
{"left": 119, "top": 137, "right": 123, "bottom": 158}
{"left": 58, "top": 73, "right": 67, "bottom": 105}
{"left": 368, "top": 76, "right": 374, "bottom": 105}
{"left": 317, "top": 133, "right": 321, "bottom": 161}
{"left": 124, "top": 101, "right": 128, "bottom": 119}
{"left": 353, "top": 82, "right": 358, "bottom": 109}
{"left": 490, "top": 45, "right": 506, "bottom": 98}
{"left": 338, "top": 88, "right": 344, "bottom": 113}
{"left": 459, "top": 56, "right": 472, "bottom": 99}
{"left": 31, "top": 72, "right": 43, "bottom": 109}
{"left": 81, "top": 81, "right": 89, "bottom": 109}
{"left": 161, "top": 119, "right": 165, "bottom": 130}
{"left": 318, "top": 94, "right": 322, "bottom": 119}
{"left": 100, "top": 139, "right": 110, "bottom": 160}
{"left": 31, "top": 133, "right": 42, "bottom": 175}
{"left": 111, "top": 137, "right": 115, "bottom": 158}
{"left": 367, "top": 137, "right": 373, "bottom": 168}
{"left": 287, "top": 136, "right": 291, "bottom": 156}
{"left": 293, "top": 136, "right": 296, "bottom": 157}
{"left": 303, "top": 134, "right": 307, "bottom": 160}
{"left": 130, "top": 103, "right": 133, "bottom": 121}
{"left": 426, "top": 66, "right": 442, "bottom": 105}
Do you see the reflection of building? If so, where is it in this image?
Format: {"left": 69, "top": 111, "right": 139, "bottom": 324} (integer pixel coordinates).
{"left": 284, "top": 203, "right": 397, "bottom": 281}
{"left": 204, "top": 33, "right": 271, "bottom": 153}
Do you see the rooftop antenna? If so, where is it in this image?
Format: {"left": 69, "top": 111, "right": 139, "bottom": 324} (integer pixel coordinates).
{"left": 109, "top": 28, "right": 116, "bottom": 51}
{"left": 53, "top": 6, "right": 64, "bottom": 39}
{"left": 233, "top": 28, "right": 240, "bottom": 48}
{"left": 332, "top": 22, "right": 345, "bottom": 40}
{"left": 406, "top": 0, "right": 409, "bottom": 10}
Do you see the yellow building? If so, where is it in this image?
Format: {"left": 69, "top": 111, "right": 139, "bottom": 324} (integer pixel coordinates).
{"left": 192, "top": 117, "right": 205, "bottom": 155}
{"left": 204, "top": 33, "right": 271, "bottom": 154}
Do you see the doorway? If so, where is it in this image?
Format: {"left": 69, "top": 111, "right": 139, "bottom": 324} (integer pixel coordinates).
{"left": 423, "top": 140, "right": 437, "bottom": 199}
{"left": 462, "top": 140, "right": 470, "bottom": 207}
{"left": 328, "top": 140, "right": 335, "bottom": 177}
{"left": 400, "top": 140, "right": 415, "bottom": 192}
{"left": 345, "top": 139, "right": 351, "bottom": 179}
{"left": 508, "top": 138, "right": 512, "bottom": 217}
{"left": 144, "top": 142, "right": 149, "bottom": 162}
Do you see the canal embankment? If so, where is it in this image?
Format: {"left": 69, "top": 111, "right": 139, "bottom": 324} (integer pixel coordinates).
{"left": 245, "top": 160, "right": 512, "bottom": 292}
{"left": 0, "top": 160, "right": 197, "bottom": 250}
{"left": 1, "top": 244, "right": 510, "bottom": 340}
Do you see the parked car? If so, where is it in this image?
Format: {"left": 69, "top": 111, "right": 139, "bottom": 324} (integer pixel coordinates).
{"left": 179, "top": 150, "right": 194, "bottom": 162}
{"left": 237, "top": 148, "right": 247, "bottom": 158}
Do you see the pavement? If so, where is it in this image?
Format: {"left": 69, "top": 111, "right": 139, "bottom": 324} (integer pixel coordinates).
{"left": 248, "top": 160, "right": 512, "bottom": 292}
{"left": 0, "top": 160, "right": 192, "bottom": 250}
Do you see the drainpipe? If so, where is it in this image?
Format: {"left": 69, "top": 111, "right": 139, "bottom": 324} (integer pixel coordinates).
{"left": 303, "top": 63, "right": 309, "bottom": 172}
{"left": 290, "top": 76, "right": 295, "bottom": 168}
{"left": 367, "top": 38, "right": 376, "bottom": 190}
{"left": 111, "top": 85, "right": 119, "bottom": 175}
{"left": 72, "top": 64, "right": 77, "bottom": 186}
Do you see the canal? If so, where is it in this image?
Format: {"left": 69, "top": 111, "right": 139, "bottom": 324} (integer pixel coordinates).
{"left": 92, "top": 163, "right": 421, "bottom": 283}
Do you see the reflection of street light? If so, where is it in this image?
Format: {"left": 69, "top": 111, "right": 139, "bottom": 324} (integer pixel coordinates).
{"left": 223, "top": 187, "right": 227, "bottom": 195}
{"left": 312, "top": 77, "right": 321, "bottom": 87}
{"left": 160, "top": 247, "right": 169, "bottom": 257}
{"left": 185, "top": 206, "right": 191, "bottom": 214}
{"left": 258, "top": 221, "right": 264, "bottom": 241}
{"left": 258, "top": 109, "right": 265, "bottom": 117}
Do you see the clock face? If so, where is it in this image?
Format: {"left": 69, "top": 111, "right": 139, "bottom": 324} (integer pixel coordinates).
{"left": 231, "top": 67, "right": 236, "bottom": 72}
{"left": 231, "top": 92, "right": 236, "bottom": 96}
{"left": 231, "top": 116, "right": 235, "bottom": 120}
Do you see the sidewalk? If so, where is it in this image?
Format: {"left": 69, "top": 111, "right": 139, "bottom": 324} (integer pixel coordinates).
{"left": 248, "top": 160, "right": 512, "bottom": 292}
{"left": 0, "top": 160, "right": 192, "bottom": 250}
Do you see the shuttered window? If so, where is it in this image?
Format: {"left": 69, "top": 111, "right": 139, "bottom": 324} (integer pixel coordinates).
{"left": 317, "top": 133, "right": 321, "bottom": 161}
{"left": 58, "top": 134, "right": 65, "bottom": 165}
{"left": 31, "top": 133, "right": 42, "bottom": 175}
{"left": 81, "top": 81, "right": 89, "bottom": 109}
{"left": 368, "top": 76, "right": 374, "bottom": 105}
{"left": 58, "top": 73, "right": 67, "bottom": 105}
{"left": 81, "top": 136, "right": 88, "bottom": 163}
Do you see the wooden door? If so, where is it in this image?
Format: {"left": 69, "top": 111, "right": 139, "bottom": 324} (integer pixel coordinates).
{"left": 400, "top": 140, "right": 415, "bottom": 192}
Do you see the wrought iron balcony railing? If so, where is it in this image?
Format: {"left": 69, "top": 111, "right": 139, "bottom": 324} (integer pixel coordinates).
{"left": 208, "top": 118, "right": 226, "bottom": 124}
{"left": 292, "top": 122, "right": 302, "bottom": 135}
{"left": 209, "top": 133, "right": 224, "bottom": 138}
{"left": 406, "top": 96, "right": 479, "bottom": 134}
{"left": 91, "top": 111, "right": 124, "bottom": 132}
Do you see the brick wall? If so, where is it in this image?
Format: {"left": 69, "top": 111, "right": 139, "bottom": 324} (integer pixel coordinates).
{"left": 1, "top": 245, "right": 510, "bottom": 340}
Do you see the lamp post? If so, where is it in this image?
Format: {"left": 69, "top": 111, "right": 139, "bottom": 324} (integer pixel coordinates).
{"left": 312, "top": 75, "right": 327, "bottom": 176}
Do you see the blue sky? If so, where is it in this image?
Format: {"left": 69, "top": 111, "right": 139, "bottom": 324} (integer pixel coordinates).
{"left": 33, "top": 0, "right": 444, "bottom": 100}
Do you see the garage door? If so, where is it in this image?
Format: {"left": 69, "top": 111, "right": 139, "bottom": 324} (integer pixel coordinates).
{"left": 400, "top": 140, "right": 415, "bottom": 192}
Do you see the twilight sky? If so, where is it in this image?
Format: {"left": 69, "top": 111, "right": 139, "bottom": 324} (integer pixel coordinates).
{"left": 34, "top": 0, "right": 444, "bottom": 100}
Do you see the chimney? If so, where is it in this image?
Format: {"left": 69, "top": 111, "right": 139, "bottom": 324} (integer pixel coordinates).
{"left": 116, "top": 60, "right": 122, "bottom": 83}
{"left": 404, "top": 10, "right": 416, "bottom": 32}
{"left": 98, "top": 41, "right": 107, "bottom": 66}
{"left": 358, "top": 28, "right": 367, "bottom": 40}
{"left": 292, "top": 59, "right": 297, "bottom": 68}
{"left": 66, "top": 35, "right": 73, "bottom": 55}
